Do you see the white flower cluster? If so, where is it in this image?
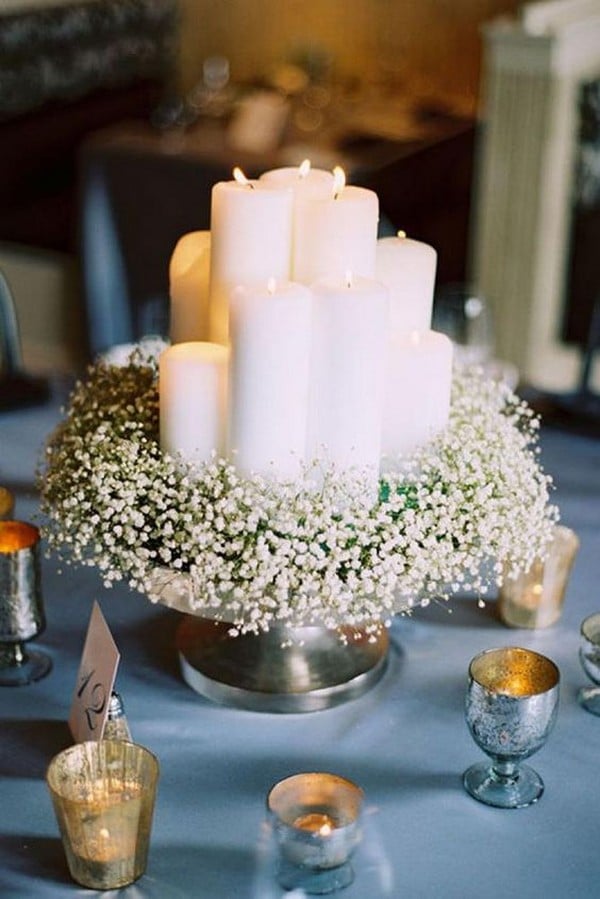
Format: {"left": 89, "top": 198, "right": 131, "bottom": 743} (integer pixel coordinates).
{"left": 41, "top": 358, "right": 558, "bottom": 636}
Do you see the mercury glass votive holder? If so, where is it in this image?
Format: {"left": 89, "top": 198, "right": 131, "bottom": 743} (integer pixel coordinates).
{"left": 46, "top": 740, "right": 159, "bottom": 890}
{"left": 498, "top": 525, "right": 579, "bottom": 629}
{"left": 267, "top": 772, "right": 363, "bottom": 895}
{"left": 463, "top": 647, "right": 560, "bottom": 808}
{"left": 578, "top": 612, "right": 600, "bottom": 715}
{"left": 0, "top": 520, "right": 52, "bottom": 685}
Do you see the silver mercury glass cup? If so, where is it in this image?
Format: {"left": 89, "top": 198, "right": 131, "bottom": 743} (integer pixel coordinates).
{"left": 463, "top": 647, "right": 560, "bottom": 808}
{"left": 0, "top": 520, "right": 52, "bottom": 686}
{"left": 578, "top": 613, "right": 600, "bottom": 715}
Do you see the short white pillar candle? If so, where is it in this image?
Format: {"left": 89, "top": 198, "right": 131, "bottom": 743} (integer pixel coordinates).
{"left": 169, "top": 231, "right": 211, "bottom": 343}
{"left": 381, "top": 329, "right": 453, "bottom": 464}
{"left": 159, "top": 342, "right": 228, "bottom": 465}
{"left": 375, "top": 233, "right": 437, "bottom": 334}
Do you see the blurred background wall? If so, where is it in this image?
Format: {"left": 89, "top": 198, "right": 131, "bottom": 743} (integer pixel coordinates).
{"left": 177, "top": 0, "right": 519, "bottom": 114}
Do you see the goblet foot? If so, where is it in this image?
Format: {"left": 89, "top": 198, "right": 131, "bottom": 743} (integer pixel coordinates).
{"left": 463, "top": 761, "right": 544, "bottom": 809}
{"left": 577, "top": 685, "right": 600, "bottom": 716}
{"left": 277, "top": 859, "right": 354, "bottom": 895}
{"left": 0, "top": 643, "right": 52, "bottom": 686}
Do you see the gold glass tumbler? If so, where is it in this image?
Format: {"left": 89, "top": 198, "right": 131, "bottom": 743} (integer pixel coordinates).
{"left": 46, "top": 740, "right": 159, "bottom": 889}
{"left": 498, "top": 525, "right": 579, "bottom": 628}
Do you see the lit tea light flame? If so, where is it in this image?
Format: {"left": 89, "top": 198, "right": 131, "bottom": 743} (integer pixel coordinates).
{"left": 298, "top": 159, "right": 311, "bottom": 178}
{"left": 319, "top": 822, "right": 333, "bottom": 836}
{"left": 233, "top": 166, "right": 254, "bottom": 189}
{"left": 345, "top": 270, "right": 353, "bottom": 288}
{"left": 332, "top": 166, "right": 346, "bottom": 199}
{"left": 397, "top": 229, "right": 407, "bottom": 239}
{"left": 267, "top": 277, "right": 277, "bottom": 295}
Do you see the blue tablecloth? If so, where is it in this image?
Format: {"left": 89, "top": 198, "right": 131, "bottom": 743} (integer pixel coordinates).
{"left": 1, "top": 390, "right": 599, "bottom": 898}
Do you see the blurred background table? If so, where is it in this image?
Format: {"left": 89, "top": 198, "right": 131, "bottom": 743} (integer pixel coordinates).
{"left": 0, "top": 387, "right": 599, "bottom": 898}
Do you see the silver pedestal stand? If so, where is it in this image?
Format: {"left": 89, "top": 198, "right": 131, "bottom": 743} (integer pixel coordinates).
{"left": 175, "top": 616, "right": 389, "bottom": 713}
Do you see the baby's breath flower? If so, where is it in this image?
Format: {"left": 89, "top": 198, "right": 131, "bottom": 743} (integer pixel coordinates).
{"left": 39, "top": 357, "right": 558, "bottom": 634}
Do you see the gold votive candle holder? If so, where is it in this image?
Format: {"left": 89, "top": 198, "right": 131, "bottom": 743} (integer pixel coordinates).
{"left": 498, "top": 525, "right": 579, "bottom": 629}
{"left": 46, "top": 740, "right": 159, "bottom": 890}
{"left": 267, "top": 772, "right": 363, "bottom": 894}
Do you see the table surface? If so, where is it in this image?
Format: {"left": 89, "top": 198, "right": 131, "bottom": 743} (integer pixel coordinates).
{"left": 1, "top": 388, "right": 599, "bottom": 898}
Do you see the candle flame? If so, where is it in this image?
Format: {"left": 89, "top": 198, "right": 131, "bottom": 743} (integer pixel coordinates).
{"left": 397, "top": 230, "right": 407, "bottom": 239}
{"left": 267, "top": 277, "right": 277, "bottom": 295}
{"left": 332, "top": 166, "right": 346, "bottom": 198}
{"left": 319, "top": 823, "right": 333, "bottom": 836}
{"left": 345, "top": 270, "right": 353, "bottom": 288}
{"left": 298, "top": 159, "right": 311, "bottom": 178}
{"left": 233, "top": 166, "right": 254, "bottom": 188}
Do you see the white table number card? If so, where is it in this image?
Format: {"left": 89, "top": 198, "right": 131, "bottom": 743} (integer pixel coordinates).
{"left": 69, "top": 600, "right": 120, "bottom": 743}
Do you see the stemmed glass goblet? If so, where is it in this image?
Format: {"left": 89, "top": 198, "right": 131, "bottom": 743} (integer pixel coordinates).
{"left": 578, "top": 612, "right": 600, "bottom": 715}
{"left": 0, "top": 520, "right": 52, "bottom": 685}
{"left": 463, "top": 647, "right": 560, "bottom": 808}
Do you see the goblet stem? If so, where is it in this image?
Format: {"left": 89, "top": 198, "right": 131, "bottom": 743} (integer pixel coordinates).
{"left": 491, "top": 760, "right": 519, "bottom": 784}
{"left": 0, "top": 639, "right": 52, "bottom": 686}
{"left": 0, "top": 641, "right": 27, "bottom": 669}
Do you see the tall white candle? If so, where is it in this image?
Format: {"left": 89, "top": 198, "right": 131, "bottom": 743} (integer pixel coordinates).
{"left": 159, "top": 342, "right": 228, "bottom": 465}
{"left": 293, "top": 168, "right": 379, "bottom": 285}
{"left": 382, "top": 329, "right": 453, "bottom": 465}
{"left": 169, "top": 231, "right": 211, "bottom": 343}
{"left": 228, "top": 279, "right": 312, "bottom": 481}
{"left": 307, "top": 274, "right": 389, "bottom": 482}
{"left": 375, "top": 233, "right": 437, "bottom": 334}
{"left": 208, "top": 171, "right": 293, "bottom": 343}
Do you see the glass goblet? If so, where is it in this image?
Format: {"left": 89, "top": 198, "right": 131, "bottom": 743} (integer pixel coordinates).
{"left": 463, "top": 647, "right": 560, "bottom": 808}
{"left": 578, "top": 612, "right": 600, "bottom": 715}
{"left": 0, "top": 520, "right": 52, "bottom": 686}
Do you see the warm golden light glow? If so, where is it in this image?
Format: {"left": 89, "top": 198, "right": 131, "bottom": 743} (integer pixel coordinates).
{"left": 397, "top": 230, "right": 407, "bottom": 239}
{"left": 0, "top": 520, "right": 39, "bottom": 553}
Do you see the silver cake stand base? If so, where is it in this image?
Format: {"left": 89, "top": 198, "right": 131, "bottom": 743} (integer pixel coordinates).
{"left": 175, "top": 616, "right": 389, "bottom": 713}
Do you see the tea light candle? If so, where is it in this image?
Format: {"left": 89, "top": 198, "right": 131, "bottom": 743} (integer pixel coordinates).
{"left": 498, "top": 525, "right": 580, "bottom": 629}
{"left": 169, "top": 231, "right": 211, "bottom": 343}
{"left": 228, "top": 279, "right": 312, "bottom": 481}
{"left": 375, "top": 232, "right": 437, "bottom": 333}
{"left": 382, "top": 329, "right": 453, "bottom": 463}
{"left": 46, "top": 740, "right": 159, "bottom": 890}
{"left": 208, "top": 169, "right": 293, "bottom": 342}
{"left": 293, "top": 167, "right": 379, "bottom": 284}
{"left": 267, "top": 772, "right": 363, "bottom": 893}
{"left": 159, "top": 342, "right": 228, "bottom": 465}
{"left": 307, "top": 274, "right": 389, "bottom": 484}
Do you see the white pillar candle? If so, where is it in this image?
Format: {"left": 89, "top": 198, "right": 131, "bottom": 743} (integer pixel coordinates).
{"left": 159, "top": 342, "right": 228, "bottom": 465}
{"left": 375, "top": 232, "right": 437, "bottom": 334}
{"left": 307, "top": 274, "right": 389, "bottom": 482}
{"left": 293, "top": 168, "right": 379, "bottom": 285}
{"left": 259, "top": 161, "right": 333, "bottom": 201}
{"left": 169, "top": 231, "right": 211, "bottom": 343}
{"left": 228, "top": 279, "right": 312, "bottom": 481}
{"left": 382, "top": 329, "right": 453, "bottom": 465}
{"left": 208, "top": 171, "right": 293, "bottom": 344}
